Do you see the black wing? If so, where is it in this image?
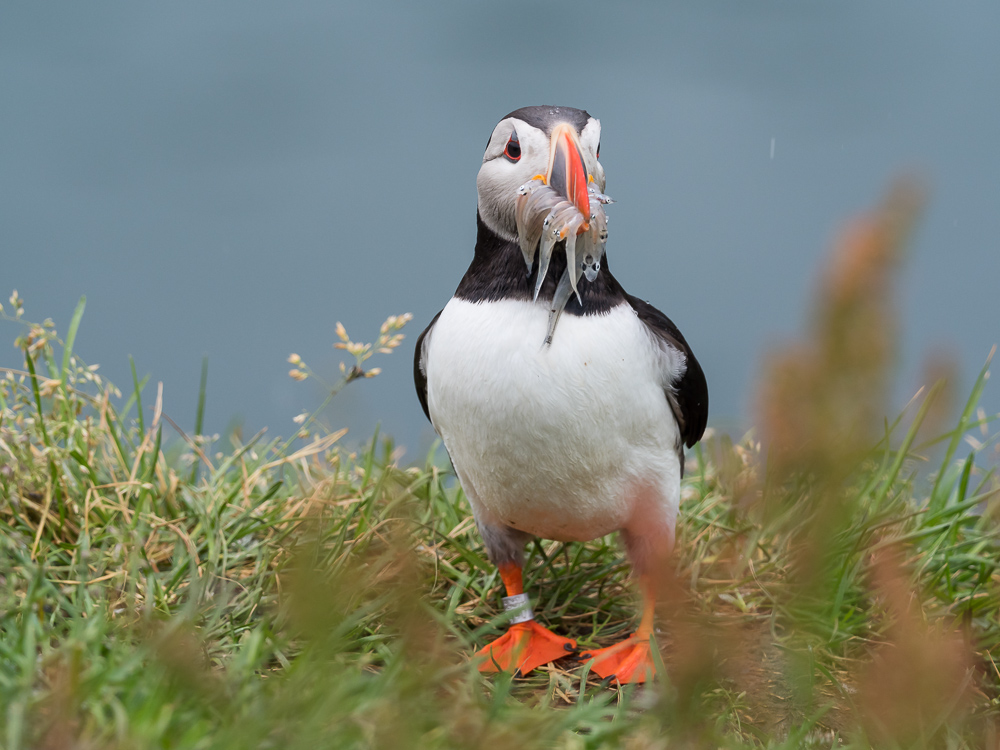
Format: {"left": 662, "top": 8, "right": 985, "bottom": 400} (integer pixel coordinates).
{"left": 626, "top": 294, "right": 708, "bottom": 449}
{"left": 413, "top": 310, "right": 442, "bottom": 422}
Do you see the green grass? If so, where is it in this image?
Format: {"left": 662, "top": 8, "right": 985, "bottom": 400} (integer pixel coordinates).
{"left": 2, "top": 308, "right": 997, "bottom": 750}
{"left": 2, "top": 186, "right": 1000, "bottom": 748}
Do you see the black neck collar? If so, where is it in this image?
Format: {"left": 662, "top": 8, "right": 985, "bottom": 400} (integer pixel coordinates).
{"left": 453, "top": 212, "right": 626, "bottom": 315}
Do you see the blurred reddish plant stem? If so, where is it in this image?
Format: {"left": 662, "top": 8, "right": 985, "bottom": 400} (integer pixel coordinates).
{"left": 749, "top": 177, "right": 979, "bottom": 738}
{"left": 859, "top": 546, "right": 974, "bottom": 744}
{"left": 758, "top": 178, "right": 926, "bottom": 483}
{"left": 755, "top": 178, "right": 929, "bottom": 622}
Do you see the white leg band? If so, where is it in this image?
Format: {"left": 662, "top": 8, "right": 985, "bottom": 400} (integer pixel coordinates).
{"left": 502, "top": 593, "right": 534, "bottom": 624}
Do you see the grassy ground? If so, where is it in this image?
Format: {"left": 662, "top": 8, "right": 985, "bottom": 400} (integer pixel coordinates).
{"left": 2, "top": 181, "right": 1000, "bottom": 749}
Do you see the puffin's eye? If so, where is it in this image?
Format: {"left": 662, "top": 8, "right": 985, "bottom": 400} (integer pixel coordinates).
{"left": 503, "top": 129, "right": 521, "bottom": 162}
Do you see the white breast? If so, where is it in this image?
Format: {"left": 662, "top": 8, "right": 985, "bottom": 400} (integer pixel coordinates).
{"left": 424, "top": 298, "right": 684, "bottom": 542}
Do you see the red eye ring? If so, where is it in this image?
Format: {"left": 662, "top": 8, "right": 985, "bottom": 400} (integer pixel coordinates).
{"left": 503, "top": 129, "right": 521, "bottom": 162}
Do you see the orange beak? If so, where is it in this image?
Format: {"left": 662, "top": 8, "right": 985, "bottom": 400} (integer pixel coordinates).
{"left": 545, "top": 123, "right": 591, "bottom": 230}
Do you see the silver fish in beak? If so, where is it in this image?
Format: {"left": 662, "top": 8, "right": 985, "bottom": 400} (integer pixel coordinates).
{"left": 514, "top": 122, "right": 613, "bottom": 345}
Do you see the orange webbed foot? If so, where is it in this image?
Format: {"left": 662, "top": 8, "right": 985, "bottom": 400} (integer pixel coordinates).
{"left": 476, "top": 620, "right": 578, "bottom": 675}
{"left": 581, "top": 634, "right": 655, "bottom": 684}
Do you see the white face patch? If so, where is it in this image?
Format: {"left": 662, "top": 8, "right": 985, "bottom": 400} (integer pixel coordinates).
{"left": 477, "top": 116, "right": 603, "bottom": 241}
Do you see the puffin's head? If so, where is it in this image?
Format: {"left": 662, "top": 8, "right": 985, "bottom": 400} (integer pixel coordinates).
{"left": 477, "top": 106, "right": 604, "bottom": 242}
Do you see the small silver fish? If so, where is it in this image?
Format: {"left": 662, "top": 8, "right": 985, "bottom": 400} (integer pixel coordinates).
{"left": 514, "top": 179, "right": 612, "bottom": 344}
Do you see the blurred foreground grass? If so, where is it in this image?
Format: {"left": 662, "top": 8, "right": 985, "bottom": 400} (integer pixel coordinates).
{"left": 2, "top": 181, "right": 1000, "bottom": 748}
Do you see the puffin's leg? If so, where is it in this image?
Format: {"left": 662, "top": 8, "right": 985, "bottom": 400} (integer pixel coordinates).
{"left": 581, "top": 574, "right": 658, "bottom": 684}
{"left": 473, "top": 514, "right": 577, "bottom": 675}
{"left": 582, "top": 489, "right": 676, "bottom": 685}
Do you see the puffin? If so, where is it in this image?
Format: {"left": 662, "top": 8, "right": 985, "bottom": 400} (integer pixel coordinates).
{"left": 414, "top": 106, "right": 708, "bottom": 684}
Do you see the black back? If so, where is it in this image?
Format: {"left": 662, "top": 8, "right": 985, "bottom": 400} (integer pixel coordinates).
{"left": 413, "top": 309, "right": 440, "bottom": 421}
{"left": 625, "top": 294, "right": 709, "bottom": 449}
